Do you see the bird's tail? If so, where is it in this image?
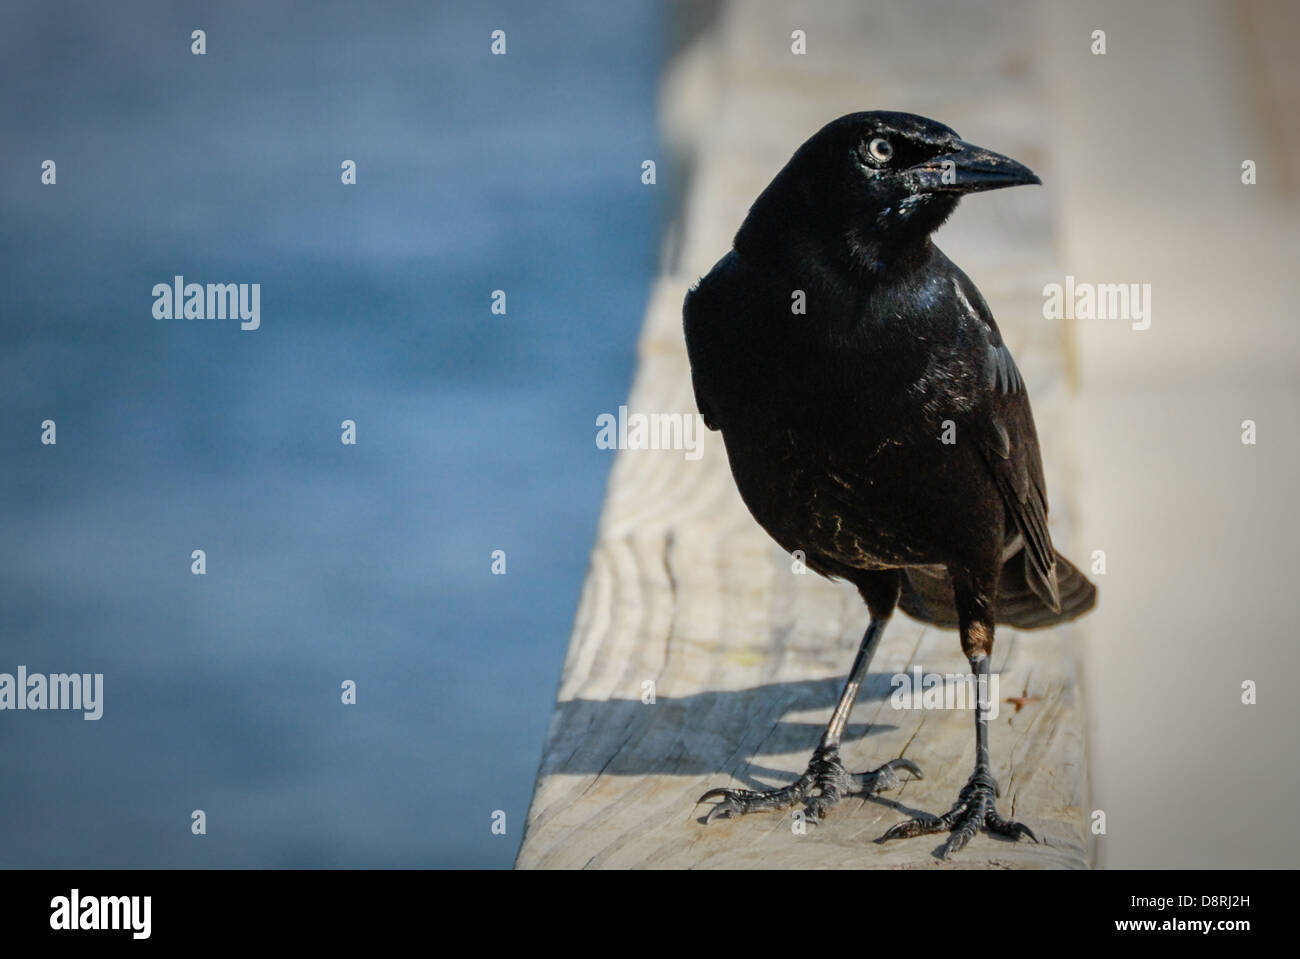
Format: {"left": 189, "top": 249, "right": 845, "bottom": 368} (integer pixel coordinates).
{"left": 899, "top": 549, "right": 1096, "bottom": 630}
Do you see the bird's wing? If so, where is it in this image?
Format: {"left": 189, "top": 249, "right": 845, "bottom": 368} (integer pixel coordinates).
{"left": 683, "top": 284, "right": 721, "bottom": 431}
{"left": 683, "top": 252, "right": 751, "bottom": 433}
{"left": 954, "top": 272, "right": 1061, "bottom": 612}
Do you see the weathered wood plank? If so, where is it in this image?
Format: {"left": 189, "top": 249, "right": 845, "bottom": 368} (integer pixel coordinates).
{"left": 517, "top": 0, "right": 1090, "bottom": 869}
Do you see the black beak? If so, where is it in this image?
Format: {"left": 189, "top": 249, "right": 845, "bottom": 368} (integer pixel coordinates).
{"left": 908, "top": 140, "right": 1041, "bottom": 194}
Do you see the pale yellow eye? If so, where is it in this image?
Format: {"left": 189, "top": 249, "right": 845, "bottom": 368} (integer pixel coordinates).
{"left": 868, "top": 137, "right": 893, "bottom": 163}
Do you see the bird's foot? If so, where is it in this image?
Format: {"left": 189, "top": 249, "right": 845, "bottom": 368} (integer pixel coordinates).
{"left": 877, "top": 767, "right": 1037, "bottom": 858}
{"left": 698, "top": 748, "right": 922, "bottom": 825}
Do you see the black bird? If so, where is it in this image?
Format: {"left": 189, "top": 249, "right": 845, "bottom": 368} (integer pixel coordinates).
{"left": 684, "top": 111, "right": 1096, "bottom": 858}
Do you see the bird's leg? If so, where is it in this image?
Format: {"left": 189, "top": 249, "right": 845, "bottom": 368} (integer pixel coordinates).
{"left": 878, "top": 601, "right": 1037, "bottom": 858}
{"left": 698, "top": 612, "right": 922, "bottom": 825}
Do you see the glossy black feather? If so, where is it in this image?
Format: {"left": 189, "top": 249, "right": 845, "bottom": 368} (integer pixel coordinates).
{"left": 683, "top": 111, "right": 1096, "bottom": 629}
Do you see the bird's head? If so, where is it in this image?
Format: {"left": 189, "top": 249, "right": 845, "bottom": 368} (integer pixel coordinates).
{"left": 736, "top": 111, "right": 1041, "bottom": 274}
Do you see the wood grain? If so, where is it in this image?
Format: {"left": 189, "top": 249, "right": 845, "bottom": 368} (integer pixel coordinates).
{"left": 517, "top": 0, "right": 1090, "bottom": 869}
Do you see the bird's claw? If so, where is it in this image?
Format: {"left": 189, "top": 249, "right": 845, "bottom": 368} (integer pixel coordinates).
{"left": 847, "top": 756, "right": 923, "bottom": 796}
{"left": 698, "top": 752, "right": 921, "bottom": 825}
{"left": 877, "top": 767, "right": 1037, "bottom": 858}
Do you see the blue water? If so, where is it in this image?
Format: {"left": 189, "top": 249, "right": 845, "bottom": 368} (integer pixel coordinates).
{"left": 0, "top": 1, "right": 662, "bottom": 867}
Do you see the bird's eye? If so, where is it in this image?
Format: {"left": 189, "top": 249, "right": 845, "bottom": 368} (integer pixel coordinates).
{"left": 867, "top": 138, "right": 893, "bottom": 163}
